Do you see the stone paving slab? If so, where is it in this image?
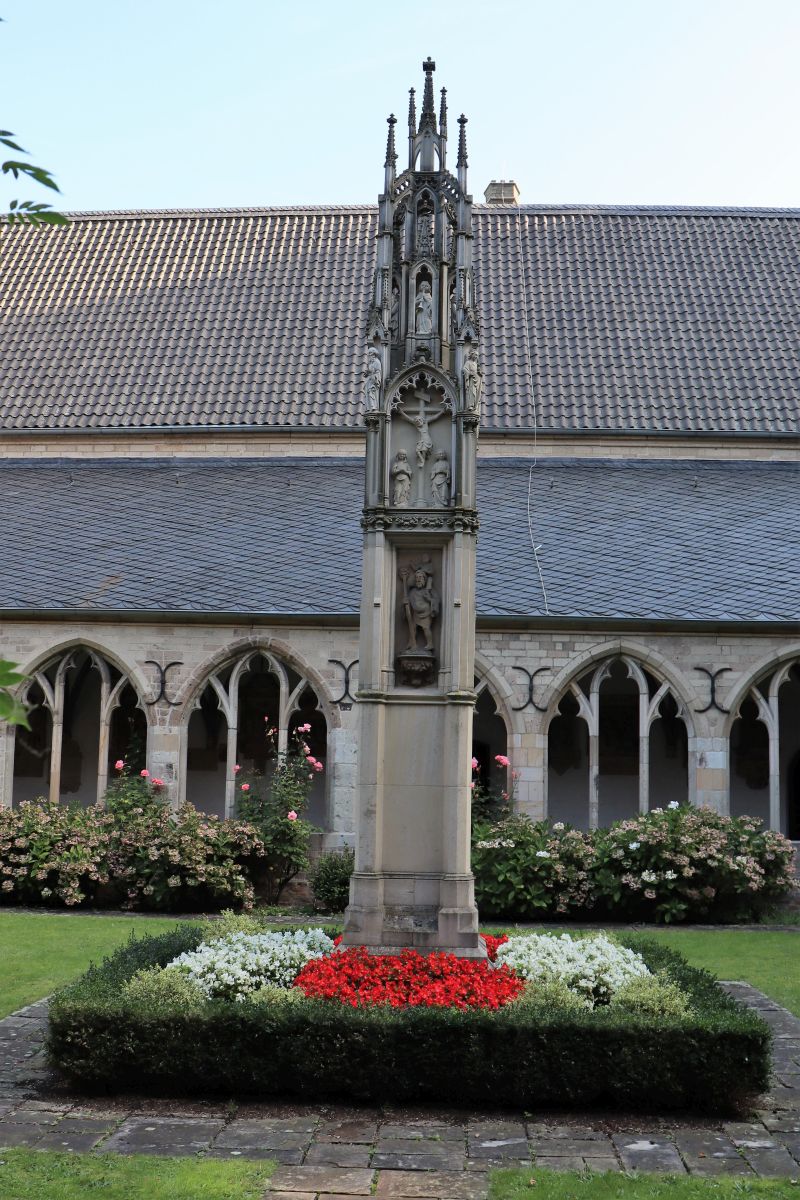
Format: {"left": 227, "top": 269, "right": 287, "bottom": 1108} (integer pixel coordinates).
{"left": 1, "top": 982, "right": 800, "bottom": 1187}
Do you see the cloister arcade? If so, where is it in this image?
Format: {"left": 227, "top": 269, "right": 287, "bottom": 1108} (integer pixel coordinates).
{"left": 2, "top": 641, "right": 798, "bottom": 840}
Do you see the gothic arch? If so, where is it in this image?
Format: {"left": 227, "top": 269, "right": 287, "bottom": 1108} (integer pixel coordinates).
{"left": 5, "top": 641, "right": 147, "bottom": 809}
{"left": 724, "top": 649, "right": 800, "bottom": 832}
{"left": 171, "top": 635, "right": 340, "bottom": 732}
{"left": 176, "top": 637, "right": 337, "bottom": 819}
{"left": 543, "top": 639, "right": 698, "bottom": 733}
{"left": 544, "top": 648, "right": 696, "bottom": 829}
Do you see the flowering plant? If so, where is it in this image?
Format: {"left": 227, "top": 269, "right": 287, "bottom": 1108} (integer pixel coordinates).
{"left": 472, "top": 815, "right": 597, "bottom": 918}
{"left": 168, "top": 928, "right": 333, "bottom": 1001}
{"left": 593, "top": 803, "right": 797, "bottom": 922}
{"left": 470, "top": 754, "right": 515, "bottom": 824}
{"left": 495, "top": 932, "right": 649, "bottom": 1006}
{"left": 235, "top": 723, "right": 320, "bottom": 903}
{"left": 294, "top": 946, "right": 524, "bottom": 1009}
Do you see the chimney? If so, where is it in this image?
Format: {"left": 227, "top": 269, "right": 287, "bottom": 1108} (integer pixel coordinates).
{"left": 483, "top": 180, "right": 520, "bottom": 205}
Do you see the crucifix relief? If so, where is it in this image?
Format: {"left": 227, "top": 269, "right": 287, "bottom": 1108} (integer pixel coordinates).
{"left": 396, "top": 391, "right": 448, "bottom": 506}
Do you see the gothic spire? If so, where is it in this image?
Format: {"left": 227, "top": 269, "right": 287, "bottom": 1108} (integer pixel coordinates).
{"left": 384, "top": 114, "right": 397, "bottom": 167}
{"left": 419, "top": 57, "right": 437, "bottom": 133}
{"left": 457, "top": 114, "right": 468, "bottom": 168}
{"left": 407, "top": 88, "right": 416, "bottom": 135}
{"left": 439, "top": 88, "right": 448, "bottom": 137}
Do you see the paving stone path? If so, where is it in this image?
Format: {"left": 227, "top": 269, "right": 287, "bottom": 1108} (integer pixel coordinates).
{"left": 0, "top": 983, "right": 799, "bottom": 1197}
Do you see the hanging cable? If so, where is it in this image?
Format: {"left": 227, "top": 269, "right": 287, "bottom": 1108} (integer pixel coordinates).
{"left": 515, "top": 205, "right": 551, "bottom": 615}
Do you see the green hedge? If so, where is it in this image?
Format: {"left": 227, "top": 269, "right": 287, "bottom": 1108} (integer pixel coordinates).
{"left": 47, "top": 929, "right": 770, "bottom": 1113}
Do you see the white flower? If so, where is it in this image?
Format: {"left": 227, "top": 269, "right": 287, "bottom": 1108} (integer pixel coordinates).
{"left": 641, "top": 870, "right": 658, "bottom": 884}
{"left": 628, "top": 842, "right": 640, "bottom": 851}
{"left": 496, "top": 933, "right": 649, "bottom": 1006}
{"left": 664, "top": 870, "right": 677, "bottom": 880}
{"left": 552, "top": 822, "right": 565, "bottom": 831}
{"left": 535, "top": 850, "right": 551, "bottom": 859}
{"left": 667, "top": 801, "right": 680, "bottom": 810}
{"left": 169, "top": 928, "right": 333, "bottom": 1001}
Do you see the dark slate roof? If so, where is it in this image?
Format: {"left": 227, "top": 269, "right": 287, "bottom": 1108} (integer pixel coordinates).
{"left": 0, "top": 457, "right": 797, "bottom": 622}
{"left": 2, "top": 205, "right": 800, "bottom": 436}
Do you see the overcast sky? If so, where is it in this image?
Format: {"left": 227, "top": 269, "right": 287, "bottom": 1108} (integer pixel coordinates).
{"left": 3, "top": 0, "right": 799, "bottom": 213}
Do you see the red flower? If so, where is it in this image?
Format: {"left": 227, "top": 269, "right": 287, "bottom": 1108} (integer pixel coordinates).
{"left": 294, "top": 946, "right": 523, "bottom": 1010}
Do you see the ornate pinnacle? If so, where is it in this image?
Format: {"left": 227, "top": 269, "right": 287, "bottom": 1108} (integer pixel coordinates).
{"left": 408, "top": 88, "right": 416, "bottom": 133}
{"left": 385, "top": 114, "right": 397, "bottom": 166}
{"left": 457, "top": 114, "right": 468, "bottom": 167}
{"left": 419, "top": 56, "right": 437, "bottom": 132}
{"left": 439, "top": 88, "right": 448, "bottom": 135}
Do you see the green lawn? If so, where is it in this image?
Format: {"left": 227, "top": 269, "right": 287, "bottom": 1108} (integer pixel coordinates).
{"left": 0, "top": 912, "right": 194, "bottom": 1017}
{"left": 625, "top": 929, "right": 800, "bottom": 1018}
{"left": 490, "top": 1169, "right": 798, "bottom": 1199}
{"left": 0, "top": 1149, "right": 272, "bottom": 1199}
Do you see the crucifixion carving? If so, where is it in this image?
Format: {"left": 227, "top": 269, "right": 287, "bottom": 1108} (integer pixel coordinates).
{"left": 397, "top": 392, "right": 447, "bottom": 469}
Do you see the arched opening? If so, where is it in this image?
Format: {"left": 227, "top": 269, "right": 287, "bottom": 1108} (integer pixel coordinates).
{"left": 598, "top": 660, "right": 639, "bottom": 826}
{"left": 471, "top": 685, "right": 508, "bottom": 795}
{"left": 183, "top": 651, "right": 330, "bottom": 826}
{"left": 730, "top": 697, "right": 770, "bottom": 824}
{"left": 12, "top": 680, "right": 52, "bottom": 805}
{"left": 779, "top": 666, "right": 800, "bottom": 836}
{"left": 108, "top": 683, "right": 147, "bottom": 776}
{"left": 547, "top": 691, "right": 590, "bottom": 829}
{"left": 12, "top": 648, "right": 144, "bottom": 809}
{"left": 649, "top": 692, "right": 688, "bottom": 809}
{"left": 185, "top": 683, "right": 228, "bottom": 818}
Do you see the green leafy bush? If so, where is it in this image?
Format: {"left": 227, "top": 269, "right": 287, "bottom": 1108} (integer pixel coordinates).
{"left": 47, "top": 930, "right": 769, "bottom": 1114}
{"left": 0, "top": 796, "right": 266, "bottom": 911}
{"left": 509, "top": 978, "right": 590, "bottom": 1014}
{"left": 122, "top": 966, "right": 206, "bottom": 1012}
{"left": 472, "top": 805, "right": 796, "bottom": 923}
{"left": 309, "top": 847, "right": 354, "bottom": 912}
{"left": 610, "top": 971, "right": 691, "bottom": 1018}
{"left": 472, "top": 815, "right": 597, "bottom": 918}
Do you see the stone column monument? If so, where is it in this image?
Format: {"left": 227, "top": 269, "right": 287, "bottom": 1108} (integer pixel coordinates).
{"left": 343, "top": 60, "right": 484, "bottom": 956}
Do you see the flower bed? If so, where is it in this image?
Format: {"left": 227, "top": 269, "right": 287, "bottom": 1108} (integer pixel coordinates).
{"left": 48, "top": 925, "right": 770, "bottom": 1113}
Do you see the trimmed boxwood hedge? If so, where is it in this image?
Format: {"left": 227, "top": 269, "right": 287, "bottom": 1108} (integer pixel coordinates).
{"left": 47, "top": 927, "right": 771, "bottom": 1114}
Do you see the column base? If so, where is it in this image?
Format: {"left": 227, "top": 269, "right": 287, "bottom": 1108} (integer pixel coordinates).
{"left": 342, "top": 871, "right": 486, "bottom": 958}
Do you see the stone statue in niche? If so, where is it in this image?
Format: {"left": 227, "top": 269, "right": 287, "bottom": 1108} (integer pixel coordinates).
{"left": 463, "top": 348, "right": 482, "bottom": 414}
{"left": 398, "top": 394, "right": 446, "bottom": 469}
{"left": 430, "top": 450, "right": 451, "bottom": 507}
{"left": 399, "top": 561, "right": 440, "bottom": 653}
{"left": 363, "top": 348, "right": 382, "bottom": 411}
{"left": 389, "top": 285, "right": 400, "bottom": 339}
{"left": 390, "top": 450, "right": 413, "bottom": 507}
{"left": 415, "top": 281, "right": 433, "bottom": 335}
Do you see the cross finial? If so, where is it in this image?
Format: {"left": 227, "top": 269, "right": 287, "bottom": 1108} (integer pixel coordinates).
{"left": 419, "top": 56, "right": 437, "bottom": 132}
{"left": 423, "top": 56, "right": 436, "bottom": 75}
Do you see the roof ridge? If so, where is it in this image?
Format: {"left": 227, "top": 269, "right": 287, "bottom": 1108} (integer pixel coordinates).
{"left": 60, "top": 204, "right": 380, "bottom": 222}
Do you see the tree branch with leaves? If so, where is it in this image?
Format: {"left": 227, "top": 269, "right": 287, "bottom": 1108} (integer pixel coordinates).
{"left": 2, "top": 129, "right": 67, "bottom": 226}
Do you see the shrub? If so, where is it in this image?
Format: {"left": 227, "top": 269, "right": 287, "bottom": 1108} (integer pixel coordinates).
{"left": 610, "top": 972, "right": 691, "bottom": 1018}
{"left": 169, "top": 928, "right": 334, "bottom": 1000}
{"left": 593, "top": 802, "right": 797, "bottom": 923}
{"left": 495, "top": 933, "right": 649, "bottom": 1006}
{"left": 47, "top": 930, "right": 771, "bottom": 1113}
{"left": 510, "top": 978, "right": 591, "bottom": 1014}
{"left": 309, "top": 847, "right": 354, "bottom": 912}
{"left": 122, "top": 966, "right": 206, "bottom": 1012}
{"left": 472, "top": 815, "right": 597, "bottom": 918}
{"left": 235, "top": 726, "right": 319, "bottom": 903}
{"left": 472, "top": 806, "right": 796, "bottom": 923}
{"left": 0, "top": 796, "right": 266, "bottom": 911}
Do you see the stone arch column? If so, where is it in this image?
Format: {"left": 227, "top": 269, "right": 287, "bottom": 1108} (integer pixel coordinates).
{"left": 727, "top": 663, "right": 793, "bottom": 832}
